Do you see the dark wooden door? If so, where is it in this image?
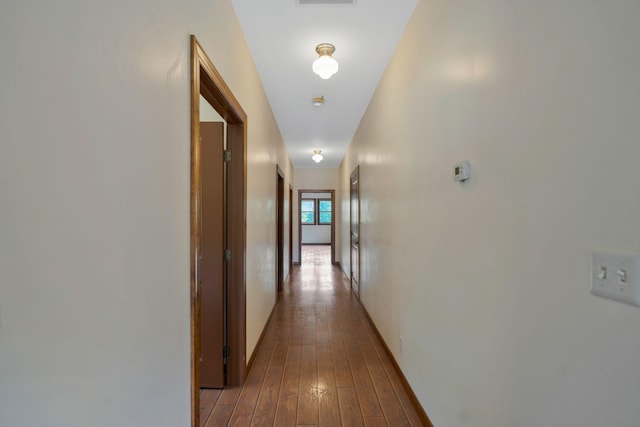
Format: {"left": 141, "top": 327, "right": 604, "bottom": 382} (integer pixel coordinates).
{"left": 199, "top": 121, "right": 225, "bottom": 388}
{"left": 289, "top": 186, "right": 293, "bottom": 274}
{"left": 350, "top": 167, "right": 360, "bottom": 300}
{"left": 276, "top": 168, "right": 285, "bottom": 292}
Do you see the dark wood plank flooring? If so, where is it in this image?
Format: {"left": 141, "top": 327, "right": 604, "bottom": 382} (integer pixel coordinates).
{"left": 200, "top": 245, "right": 424, "bottom": 426}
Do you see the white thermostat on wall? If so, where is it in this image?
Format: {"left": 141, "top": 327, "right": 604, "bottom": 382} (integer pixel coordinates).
{"left": 453, "top": 161, "right": 470, "bottom": 182}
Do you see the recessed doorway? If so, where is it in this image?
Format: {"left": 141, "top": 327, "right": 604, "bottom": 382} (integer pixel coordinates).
{"left": 297, "top": 189, "right": 336, "bottom": 266}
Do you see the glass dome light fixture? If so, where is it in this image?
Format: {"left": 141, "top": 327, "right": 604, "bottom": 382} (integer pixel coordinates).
{"left": 312, "top": 43, "right": 339, "bottom": 79}
{"left": 312, "top": 149, "right": 324, "bottom": 163}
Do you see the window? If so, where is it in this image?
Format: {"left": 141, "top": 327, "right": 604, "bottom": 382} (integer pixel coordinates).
{"left": 318, "top": 199, "right": 332, "bottom": 225}
{"left": 301, "top": 199, "right": 316, "bottom": 224}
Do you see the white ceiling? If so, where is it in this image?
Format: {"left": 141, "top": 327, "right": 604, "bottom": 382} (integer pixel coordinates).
{"left": 231, "top": 0, "right": 419, "bottom": 168}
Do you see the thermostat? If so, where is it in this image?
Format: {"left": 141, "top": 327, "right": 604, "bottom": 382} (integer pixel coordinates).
{"left": 453, "top": 161, "right": 470, "bottom": 182}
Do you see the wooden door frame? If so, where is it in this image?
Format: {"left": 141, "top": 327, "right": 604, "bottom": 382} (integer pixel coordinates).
{"left": 190, "top": 35, "right": 247, "bottom": 427}
{"left": 289, "top": 184, "right": 293, "bottom": 276}
{"left": 350, "top": 166, "right": 360, "bottom": 299}
{"left": 276, "top": 166, "right": 285, "bottom": 292}
{"left": 297, "top": 189, "right": 336, "bottom": 265}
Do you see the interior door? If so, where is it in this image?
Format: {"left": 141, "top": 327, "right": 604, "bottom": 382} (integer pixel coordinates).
{"left": 276, "top": 168, "right": 285, "bottom": 292}
{"left": 199, "top": 121, "right": 225, "bottom": 388}
{"left": 350, "top": 167, "right": 360, "bottom": 300}
{"left": 289, "top": 186, "right": 293, "bottom": 274}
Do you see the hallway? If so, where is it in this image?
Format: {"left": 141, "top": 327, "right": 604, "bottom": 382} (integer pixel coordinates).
{"left": 199, "top": 246, "right": 426, "bottom": 426}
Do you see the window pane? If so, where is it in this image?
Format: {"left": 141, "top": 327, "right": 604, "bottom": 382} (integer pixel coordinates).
{"left": 319, "top": 200, "right": 332, "bottom": 212}
{"left": 301, "top": 212, "right": 315, "bottom": 224}
{"left": 319, "top": 211, "right": 332, "bottom": 224}
{"left": 301, "top": 199, "right": 315, "bottom": 224}
{"left": 318, "top": 199, "right": 332, "bottom": 224}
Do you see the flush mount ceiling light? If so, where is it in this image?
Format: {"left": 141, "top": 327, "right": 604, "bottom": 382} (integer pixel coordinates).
{"left": 312, "top": 43, "right": 339, "bottom": 79}
{"left": 312, "top": 149, "right": 324, "bottom": 163}
{"left": 312, "top": 96, "right": 325, "bottom": 106}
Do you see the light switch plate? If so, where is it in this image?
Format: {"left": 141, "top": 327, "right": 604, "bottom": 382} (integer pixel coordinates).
{"left": 591, "top": 248, "right": 640, "bottom": 307}
{"left": 453, "top": 161, "right": 470, "bottom": 182}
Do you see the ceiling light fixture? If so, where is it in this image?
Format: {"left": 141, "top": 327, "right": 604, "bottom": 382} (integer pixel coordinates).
{"left": 312, "top": 43, "right": 339, "bottom": 79}
{"left": 312, "top": 96, "right": 325, "bottom": 106}
{"left": 312, "top": 149, "right": 324, "bottom": 163}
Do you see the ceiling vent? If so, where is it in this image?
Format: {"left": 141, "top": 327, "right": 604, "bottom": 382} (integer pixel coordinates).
{"left": 297, "top": 0, "right": 355, "bottom": 5}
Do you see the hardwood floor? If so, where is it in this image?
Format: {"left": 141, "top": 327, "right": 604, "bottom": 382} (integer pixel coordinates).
{"left": 200, "top": 245, "right": 426, "bottom": 426}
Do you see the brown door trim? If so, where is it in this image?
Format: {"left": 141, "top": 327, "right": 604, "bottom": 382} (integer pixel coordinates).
{"left": 289, "top": 184, "right": 293, "bottom": 276}
{"left": 276, "top": 166, "right": 285, "bottom": 292}
{"left": 190, "top": 35, "right": 247, "bottom": 427}
{"left": 350, "top": 166, "right": 360, "bottom": 300}
{"left": 297, "top": 189, "right": 336, "bottom": 265}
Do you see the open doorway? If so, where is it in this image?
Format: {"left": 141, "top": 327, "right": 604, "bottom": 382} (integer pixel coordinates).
{"left": 190, "top": 35, "right": 247, "bottom": 427}
{"left": 297, "top": 189, "right": 335, "bottom": 267}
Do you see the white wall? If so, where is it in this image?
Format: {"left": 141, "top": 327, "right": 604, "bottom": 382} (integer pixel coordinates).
{"left": 200, "top": 95, "right": 225, "bottom": 122}
{"left": 301, "top": 227, "right": 331, "bottom": 244}
{"left": 339, "top": 0, "right": 640, "bottom": 426}
{"left": 293, "top": 168, "right": 339, "bottom": 263}
{"left": 0, "top": 1, "right": 291, "bottom": 426}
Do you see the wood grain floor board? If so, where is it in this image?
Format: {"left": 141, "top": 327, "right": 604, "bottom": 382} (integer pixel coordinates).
{"left": 317, "top": 343, "right": 333, "bottom": 364}
{"left": 378, "top": 358, "right": 425, "bottom": 426}
{"left": 344, "top": 333, "right": 367, "bottom": 367}
{"left": 297, "top": 344, "right": 319, "bottom": 425}
{"left": 297, "top": 388, "right": 319, "bottom": 426}
{"left": 315, "top": 328, "right": 330, "bottom": 345}
{"left": 226, "top": 386, "right": 260, "bottom": 426}
{"left": 252, "top": 344, "right": 275, "bottom": 368}
{"left": 351, "top": 363, "right": 384, "bottom": 418}
{"left": 203, "top": 405, "right": 234, "bottom": 427}
{"left": 290, "top": 329, "right": 305, "bottom": 345}
{"left": 318, "top": 388, "right": 341, "bottom": 427}
{"left": 337, "top": 387, "right": 365, "bottom": 427}
{"left": 368, "top": 363, "right": 411, "bottom": 426}
{"left": 281, "top": 344, "right": 302, "bottom": 390}
{"left": 332, "top": 356, "right": 355, "bottom": 388}
{"left": 364, "top": 416, "right": 389, "bottom": 427}
{"left": 331, "top": 334, "right": 354, "bottom": 389}
{"left": 199, "top": 389, "right": 221, "bottom": 427}
{"left": 270, "top": 339, "right": 290, "bottom": 366}
{"left": 215, "top": 386, "right": 242, "bottom": 406}
{"left": 358, "top": 337, "right": 382, "bottom": 366}
{"left": 251, "top": 365, "right": 284, "bottom": 426}
{"left": 273, "top": 389, "right": 298, "bottom": 426}
{"left": 318, "top": 362, "right": 340, "bottom": 426}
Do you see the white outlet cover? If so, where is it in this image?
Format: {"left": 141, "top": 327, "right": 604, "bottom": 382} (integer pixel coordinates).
{"left": 591, "top": 248, "right": 640, "bottom": 307}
